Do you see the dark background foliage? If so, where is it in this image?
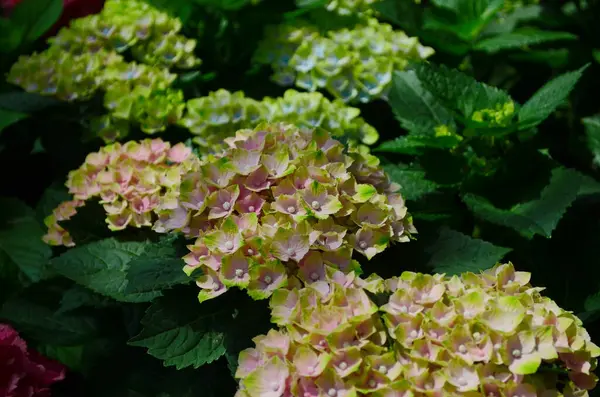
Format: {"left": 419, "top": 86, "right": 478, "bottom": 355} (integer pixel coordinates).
{"left": 2, "top": 0, "right": 600, "bottom": 395}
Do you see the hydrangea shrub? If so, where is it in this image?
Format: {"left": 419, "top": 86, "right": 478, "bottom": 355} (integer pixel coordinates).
{"left": 149, "top": 123, "right": 414, "bottom": 301}
{"left": 254, "top": 17, "right": 434, "bottom": 103}
{"left": 236, "top": 263, "right": 600, "bottom": 396}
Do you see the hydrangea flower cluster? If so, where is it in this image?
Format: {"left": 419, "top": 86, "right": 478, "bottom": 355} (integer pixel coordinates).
{"left": 254, "top": 17, "right": 434, "bottom": 103}
{"left": 236, "top": 263, "right": 600, "bottom": 397}
{"left": 155, "top": 123, "right": 414, "bottom": 301}
{"left": 180, "top": 89, "right": 379, "bottom": 151}
{"left": 318, "top": 0, "right": 381, "bottom": 16}
{"left": 7, "top": 0, "right": 199, "bottom": 141}
{"left": 43, "top": 139, "right": 200, "bottom": 247}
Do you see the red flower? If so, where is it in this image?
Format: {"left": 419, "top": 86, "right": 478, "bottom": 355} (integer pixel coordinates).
{"left": 2, "top": 0, "right": 105, "bottom": 36}
{"left": 0, "top": 324, "right": 66, "bottom": 397}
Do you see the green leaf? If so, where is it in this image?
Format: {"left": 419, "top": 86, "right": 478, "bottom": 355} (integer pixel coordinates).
{"left": 426, "top": 227, "right": 511, "bottom": 275}
{"left": 0, "top": 92, "right": 61, "bottom": 113}
{"left": 383, "top": 163, "right": 440, "bottom": 201}
{"left": 582, "top": 115, "right": 600, "bottom": 167}
{"left": 375, "top": 135, "right": 461, "bottom": 155}
{"left": 579, "top": 292, "right": 600, "bottom": 323}
{"left": 474, "top": 28, "right": 576, "bottom": 53}
{"left": 50, "top": 238, "right": 164, "bottom": 302}
{"left": 9, "top": 0, "right": 63, "bottom": 43}
{"left": 125, "top": 238, "right": 191, "bottom": 295}
{"left": 414, "top": 63, "right": 514, "bottom": 124}
{"left": 0, "top": 287, "right": 99, "bottom": 345}
{"left": 388, "top": 70, "right": 456, "bottom": 136}
{"left": 482, "top": 5, "right": 543, "bottom": 35}
{"left": 0, "top": 197, "right": 52, "bottom": 282}
{"left": 37, "top": 344, "right": 85, "bottom": 371}
{"left": 463, "top": 167, "right": 600, "bottom": 239}
{"left": 518, "top": 65, "right": 589, "bottom": 130}
{"left": 35, "top": 184, "right": 71, "bottom": 223}
{"left": 128, "top": 290, "right": 228, "bottom": 370}
{"left": 0, "top": 108, "right": 28, "bottom": 134}
{"left": 58, "top": 285, "right": 114, "bottom": 314}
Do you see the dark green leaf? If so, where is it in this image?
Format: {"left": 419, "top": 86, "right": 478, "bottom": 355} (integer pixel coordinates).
{"left": 583, "top": 115, "right": 600, "bottom": 167}
{"left": 474, "top": 28, "right": 576, "bottom": 53}
{"left": 518, "top": 65, "right": 589, "bottom": 130}
{"left": 388, "top": 70, "right": 456, "bottom": 136}
{"left": 375, "top": 135, "right": 462, "bottom": 155}
{"left": 50, "top": 238, "right": 164, "bottom": 302}
{"left": 383, "top": 163, "right": 440, "bottom": 201}
{"left": 37, "top": 344, "right": 85, "bottom": 371}
{"left": 463, "top": 167, "right": 600, "bottom": 239}
{"left": 426, "top": 227, "right": 511, "bottom": 275}
{"left": 128, "top": 290, "right": 228, "bottom": 370}
{"left": 0, "top": 108, "right": 28, "bottom": 133}
{"left": 0, "top": 92, "right": 61, "bottom": 113}
{"left": 10, "top": 0, "right": 63, "bottom": 43}
{"left": 0, "top": 197, "right": 52, "bottom": 282}
{"left": 58, "top": 285, "right": 114, "bottom": 314}
{"left": 35, "top": 184, "right": 71, "bottom": 223}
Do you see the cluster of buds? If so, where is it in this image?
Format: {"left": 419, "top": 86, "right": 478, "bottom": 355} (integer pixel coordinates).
{"left": 155, "top": 123, "right": 414, "bottom": 301}
{"left": 236, "top": 263, "right": 600, "bottom": 396}
{"left": 49, "top": 0, "right": 200, "bottom": 69}
{"left": 179, "top": 89, "right": 379, "bottom": 152}
{"left": 43, "top": 139, "right": 200, "bottom": 247}
{"left": 254, "top": 17, "right": 434, "bottom": 103}
{"left": 319, "top": 0, "right": 381, "bottom": 16}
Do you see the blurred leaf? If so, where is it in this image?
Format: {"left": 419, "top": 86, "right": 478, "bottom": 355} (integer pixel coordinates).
{"left": 518, "top": 65, "right": 589, "bottom": 130}
{"left": 9, "top": 0, "right": 63, "bottom": 44}
{"left": 482, "top": 5, "right": 542, "bottom": 35}
{"left": 35, "top": 184, "right": 70, "bottom": 223}
{"left": 50, "top": 238, "right": 164, "bottom": 303}
{"left": 57, "top": 285, "right": 114, "bottom": 314}
{"left": 383, "top": 163, "right": 440, "bottom": 201}
{"left": 426, "top": 227, "right": 511, "bottom": 275}
{"left": 474, "top": 28, "right": 576, "bottom": 53}
{"left": 0, "top": 197, "right": 52, "bottom": 282}
{"left": 583, "top": 115, "right": 600, "bottom": 167}
{"left": 388, "top": 70, "right": 456, "bottom": 136}
{"left": 0, "top": 92, "right": 61, "bottom": 112}
{"left": 375, "top": 135, "right": 462, "bottom": 155}
{"left": 37, "top": 344, "right": 85, "bottom": 371}
{"left": 463, "top": 167, "right": 600, "bottom": 239}
{"left": 0, "top": 108, "right": 28, "bottom": 134}
{"left": 509, "top": 48, "right": 570, "bottom": 69}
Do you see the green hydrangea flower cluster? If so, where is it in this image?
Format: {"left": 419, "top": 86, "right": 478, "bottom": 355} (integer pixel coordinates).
{"left": 43, "top": 138, "right": 200, "bottom": 247}
{"left": 153, "top": 123, "right": 414, "bottom": 301}
{"left": 6, "top": 0, "right": 200, "bottom": 142}
{"left": 254, "top": 17, "right": 434, "bottom": 103}
{"left": 180, "top": 89, "right": 379, "bottom": 152}
{"left": 236, "top": 263, "right": 600, "bottom": 397}
{"left": 315, "top": 0, "right": 381, "bottom": 16}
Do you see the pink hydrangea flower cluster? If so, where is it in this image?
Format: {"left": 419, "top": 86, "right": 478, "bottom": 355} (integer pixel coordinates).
{"left": 1, "top": 323, "right": 66, "bottom": 397}
{"left": 43, "top": 138, "right": 200, "bottom": 246}
{"left": 235, "top": 263, "right": 600, "bottom": 397}
{"left": 153, "top": 123, "right": 415, "bottom": 301}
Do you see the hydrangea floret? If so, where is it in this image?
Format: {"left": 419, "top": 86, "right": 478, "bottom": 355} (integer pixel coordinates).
{"left": 318, "top": 0, "right": 381, "bottom": 16}
{"left": 154, "top": 123, "right": 414, "bottom": 301}
{"left": 43, "top": 138, "right": 200, "bottom": 247}
{"left": 254, "top": 17, "right": 434, "bottom": 103}
{"left": 7, "top": 0, "right": 199, "bottom": 141}
{"left": 236, "top": 263, "right": 600, "bottom": 397}
{"left": 180, "top": 89, "right": 379, "bottom": 151}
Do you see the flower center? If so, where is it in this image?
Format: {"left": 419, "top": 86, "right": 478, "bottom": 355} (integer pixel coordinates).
{"left": 235, "top": 269, "right": 244, "bottom": 278}
{"left": 328, "top": 388, "right": 337, "bottom": 397}
{"left": 378, "top": 365, "right": 387, "bottom": 374}
{"left": 310, "top": 272, "right": 320, "bottom": 281}
{"left": 368, "top": 380, "right": 377, "bottom": 388}
{"left": 225, "top": 241, "right": 234, "bottom": 250}
{"left": 271, "top": 382, "right": 280, "bottom": 392}
{"left": 311, "top": 200, "right": 320, "bottom": 210}
{"left": 248, "top": 205, "right": 255, "bottom": 212}
{"left": 264, "top": 275, "right": 272, "bottom": 284}
{"left": 247, "top": 248, "right": 254, "bottom": 256}
{"left": 473, "top": 332, "right": 481, "bottom": 340}
{"left": 338, "top": 361, "right": 347, "bottom": 370}
{"left": 512, "top": 349, "right": 521, "bottom": 358}
{"left": 458, "top": 344, "right": 467, "bottom": 354}
{"left": 222, "top": 202, "right": 231, "bottom": 210}
{"left": 457, "top": 377, "right": 467, "bottom": 386}
{"left": 493, "top": 343, "right": 501, "bottom": 350}
{"left": 358, "top": 241, "right": 368, "bottom": 249}
{"left": 410, "top": 330, "right": 418, "bottom": 338}
{"left": 212, "top": 284, "right": 220, "bottom": 291}
{"left": 287, "top": 206, "right": 296, "bottom": 213}
{"left": 398, "top": 305, "right": 408, "bottom": 313}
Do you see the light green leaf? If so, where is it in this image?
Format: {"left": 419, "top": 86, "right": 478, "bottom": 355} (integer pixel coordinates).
{"left": 128, "top": 291, "right": 228, "bottom": 370}
{"left": 583, "top": 115, "right": 600, "bottom": 167}
{"left": 388, "top": 70, "right": 456, "bottom": 136}
{"left": 475, "top": 28, "right": 576, "bottom": 53}
{"left": 426, "top": 227, "right": 511, "bottom": 275}
{"left": 518, "top": 65, "right": 589, "bottom": 130}
{"left": 482, "top": 5, "right": 543, "bottom": 35}
{"left": 0, "top": 109, "right": 28, "bottom": 134}
{"left": 50, "top": 238, "right": 164, "bottom": 302}
{"left": 414, "top": 63, "right": 514, "bottom": 125}
{"left": 463, "top": 167, "right": 600, "bottom": 239}
{"left": 383, "top": 163, "right": 439, "bottom": 201}
{"left": 0, "top": 197, "right": 52, "bottom": 282}
{"left": 10, "top": 0, "right": 63, "bottom": 43}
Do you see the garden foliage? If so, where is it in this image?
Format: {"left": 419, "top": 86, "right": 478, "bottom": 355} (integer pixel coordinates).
{"left": 2, "top": 0, "right": 600, "bottom": 396}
